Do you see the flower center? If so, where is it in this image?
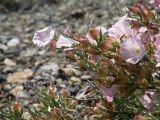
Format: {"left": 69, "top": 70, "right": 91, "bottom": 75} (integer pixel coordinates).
{"left": 134, "top": 47, "right": 141, "bottom": 55}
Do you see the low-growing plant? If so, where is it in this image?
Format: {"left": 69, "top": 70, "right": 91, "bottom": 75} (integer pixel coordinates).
{"left": 2, "top": 0, "right": 160, "bottom": 119}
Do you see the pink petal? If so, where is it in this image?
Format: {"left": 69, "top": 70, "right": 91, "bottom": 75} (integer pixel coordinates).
{"left": 107, "top": 15, "right": 132, "bottom": 41}
{"left": 139, "top": 94, "right": 153, "bottom": 110}
{"left": 33, "top": 26, "right": 54, "bottom": 47}
{"left": 101, "top": 84, "right": 117, "bottom": 103}
{"left": 56, "top": 35, "right": 79, "bottom": 48}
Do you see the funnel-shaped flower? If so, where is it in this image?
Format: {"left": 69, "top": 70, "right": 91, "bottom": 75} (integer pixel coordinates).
{"left": 120, "top": 36, "right": 145, "bottom": 64}
{"left": 33, "top": 26, "right": 54, "bottom": 47}
{"left": 56, "top": 35, "right": 79, "bottom": 48}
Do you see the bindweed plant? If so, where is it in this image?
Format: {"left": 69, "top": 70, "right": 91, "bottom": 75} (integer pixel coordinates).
{"left": 2, "top": 0, "right": 160, "bottom": 119}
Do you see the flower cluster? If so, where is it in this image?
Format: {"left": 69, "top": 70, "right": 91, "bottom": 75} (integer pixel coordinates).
{"left": 32, "top": 0, "right": 160, "bottom": 119}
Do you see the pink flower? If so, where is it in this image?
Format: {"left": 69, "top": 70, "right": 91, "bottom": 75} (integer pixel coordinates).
{"left": 155, "top": 33, "right": 160, "bottom": 50}
{"left": 150, "top": 0, "right": 160, "bottom": 10}
{"left": 107, "top": 15, "right": 133, "bottom": 42}
{"left": 33, "top": 26, "right": 54, "bottom": 47}
{"left": 86, "top": 26, "right": 107, "bottom": 46}
{"left": 139, "top": 91, "right": 155, "bottom": 110}
{"left": 120, "top": 36, "right": 145, "bottom": 64}
{"left": 56, "top": 35, "right": 79, "bottom": 48}
{"left": 101, "top": 84, "right": 117, "bottom": 103}
{"left": 155, "top": 50, "right": 160, "bottom": 67}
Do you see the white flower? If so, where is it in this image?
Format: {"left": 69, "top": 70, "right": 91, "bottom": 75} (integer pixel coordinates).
{"left": 32, "top": 26, "right": 54, "bottom": 47}
{"left": 56, "top": 34, "right": 79, "bottom": 48}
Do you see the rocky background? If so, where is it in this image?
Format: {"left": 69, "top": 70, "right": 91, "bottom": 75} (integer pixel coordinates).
{"left": 0, "top": 0, "right": 128, "bottom": 119}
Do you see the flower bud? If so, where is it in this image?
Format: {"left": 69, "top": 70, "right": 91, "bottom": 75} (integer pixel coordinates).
{"left": 101, "top": 37, "right": 117, "bottom": 53}
{"left": 128, "top": 6, "right": 141, "bottom": 14}
{"left": 12, "top": 102, "right": 22, "bottom": 112}
{"left": 49, "top": 85, "right": 57, "bottom": 98}
{"left": 50, "top": 107, "right": 62, "bottom": 120}
{"left": 138, "top": 79, "right": 148, "bottom": 88}
{"left": 133, "top": 115, "right": 145, "bottom": 120}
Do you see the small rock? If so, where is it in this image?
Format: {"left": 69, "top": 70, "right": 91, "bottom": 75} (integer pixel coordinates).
{"left": 23, "top": 48, "right": 37, "bottom": 57}
{"left": 23, "top": 112, "right": 31, "bottom": 120}
{"left": 3, "top": 66, "right": 16, "bottom": 73}
{"left": 18, "top": 91, "right": 30, "bottom": 98}
{"left": 62, "top": 68, "right": 72, "bottom": 76}
{"left": 56, "top": 78, "right": 63, "bottom": 86}
{"left": 70, "top": 76, "right": 80, "bottom": 82}
{"left": 40, "top": 62, "right": 59, "bottom": 75}
{"left": 0, "top": 44, "right": 8, "bottom": 51}
{"left": 70, "top": 85, "right": 80, "bottom": 95}
{"left": 0, "top": 74, "right": 6, "bottom": 83}
{"left": 62, "top": 65, "right": 81, "bottom": 76}
{"left": 7, "top": 38, "right": 20, "bottom": 48}
{"left": 3, "top": 84, "right": 12, "bottom": 90}
{"left": 10, "top": 85, "right": 24, "bottom": 96}
{"left": 7, "top": 69, "right": 33, "bottom": 83}
{"left": 4, "top": 58, "right": 16, "bottom": 66}
{"left": 32, "top": 103, "right": 41, "bottom": 110}
{"left": 72, "top": 69, "right": 81, "bottom": 76}
{"left": 81, "top": 75, "right": 91, "bottom": 80}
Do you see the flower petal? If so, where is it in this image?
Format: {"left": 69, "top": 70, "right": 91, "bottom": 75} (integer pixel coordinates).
{"left": 107, "top": 15, "right": 132, "bottom": 41}
{"left": 56, "top": 35, "right": 79, "bottom": 48}
{"left": 101, "top": 84, "right": 117, "bottom": 103}
{"left": 139, "top": 94, "right": 154, "bottom": 110}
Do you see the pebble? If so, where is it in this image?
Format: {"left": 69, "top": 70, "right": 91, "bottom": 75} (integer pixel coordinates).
{"left": 23, "top": 48, "right": 37, "bottom": 57}
{"left": 0, "top": 44, "right": 8, "bottom": 51}
{"left": 0, "top": 74, "right": 6, "bottom": 83}
{"left": 18, "top": 90, "right": 30, "bottom": 98}
{"left": 81, "top": 75, "right": 91, "bottom": 80}
{"left": 3, "top": 84, "right": 12, "bottom": 90}
{"left": 23, "top": 112, "right": 31, "bottom": 120}
{"left": 4, "top": 58, "right": 16, "bottom": 66}
{"left": 39, "top": 62, "right": 59, "bottom": 75}
{"left": 70, "top": 76, "right": 81, "bottom": 82}
{"left": 7, "top": 38, "right": 20, "bottom": 48}
{"left": 10, "top": 85, "right": 24, "bottom": 96}
{"left": 7, "top": 69, "right": 33, "bottom": 83}
{"left": 56, "top": 78, "right": 63, "bottom": 86}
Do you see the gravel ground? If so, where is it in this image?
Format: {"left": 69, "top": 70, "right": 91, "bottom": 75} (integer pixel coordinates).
{"left": 0, "top": 0, "right": 128, "bottom": 117}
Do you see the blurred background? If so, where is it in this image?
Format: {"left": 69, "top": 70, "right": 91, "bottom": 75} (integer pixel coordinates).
{"left": 0, "top": 0, "right": 128, "bottom": 113}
